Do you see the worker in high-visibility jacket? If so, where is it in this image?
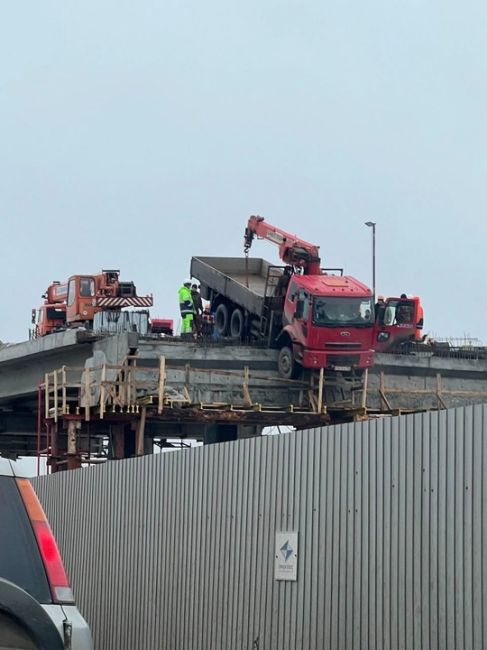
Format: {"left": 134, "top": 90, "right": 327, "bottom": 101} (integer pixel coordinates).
{"left": 178, "top": 279, "right": 194, "bottom": 336}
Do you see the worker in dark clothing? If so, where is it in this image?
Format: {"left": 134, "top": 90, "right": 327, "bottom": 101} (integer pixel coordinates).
{"left": 191, "top": 284, "right": 204, "bottom": 336}
{"left": 201, "top": 305, "right": 214, "bottom": 338}
{"left": 275, "top": 266, "right": 292, "bottom": 297}
{"left": 396, "top": 294, "right": 413, "bottom": 323}
{"left": 375, "top": 295, "right": 385, "bottom": 323}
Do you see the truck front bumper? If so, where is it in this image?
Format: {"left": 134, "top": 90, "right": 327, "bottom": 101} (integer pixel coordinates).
{"left": 300, "top": 349, "right": 375, "bottom": 371}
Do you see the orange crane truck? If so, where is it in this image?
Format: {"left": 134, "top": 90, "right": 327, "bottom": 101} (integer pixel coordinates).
{"left": 33, "top": 270, "right": 153, "bottom": 337}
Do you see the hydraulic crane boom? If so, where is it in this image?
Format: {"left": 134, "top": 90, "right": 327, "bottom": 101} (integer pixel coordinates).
{"left": 244, "top": 215, "right": 321, "bottom": 275}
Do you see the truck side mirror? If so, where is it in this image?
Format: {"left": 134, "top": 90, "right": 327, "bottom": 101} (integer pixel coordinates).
{"left": 31, "top": 309, "right": 36, "bottom": 325}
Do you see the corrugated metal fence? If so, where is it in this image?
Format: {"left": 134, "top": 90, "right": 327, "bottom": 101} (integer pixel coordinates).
{"left": 33, "top": 405, "right": 487, "bottom": 649}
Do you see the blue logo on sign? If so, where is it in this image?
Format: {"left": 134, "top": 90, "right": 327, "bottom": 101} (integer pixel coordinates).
{"left": 280, "top": 540, "right": 293, "bottom": 562}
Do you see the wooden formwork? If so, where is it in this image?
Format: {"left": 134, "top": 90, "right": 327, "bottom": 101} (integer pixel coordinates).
{"left": 42, "top": 356, "right": 331, "bottom": 424}
{"left": 372, "top": 370, "right": 487, "bottom": 414}
{"left": 39, "top": 356, "right": 336, "bottom": 472}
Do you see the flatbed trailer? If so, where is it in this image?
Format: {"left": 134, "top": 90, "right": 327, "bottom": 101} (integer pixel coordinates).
{"left": 191, "top": 255, "right": 377, "bottom": 378}
{"left": 191, "top": 256, "right": 281, "bottom": 315}
{"left": 190, "top": 256, "right": 285, "bottom": 340}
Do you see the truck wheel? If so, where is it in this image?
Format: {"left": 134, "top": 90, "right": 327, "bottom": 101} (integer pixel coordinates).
{"left": 230, "top": 308, "right": 244, "bottom": 339}
{"left": 214, "top": 303, "right": 229, "bottom": 336}
{"left": 278, "top": 346, "right": 301, "bottom": 380}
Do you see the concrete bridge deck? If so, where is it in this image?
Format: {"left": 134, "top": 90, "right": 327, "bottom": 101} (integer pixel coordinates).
{"left": 1, "top": 332, "right": 487, "bottom": 463}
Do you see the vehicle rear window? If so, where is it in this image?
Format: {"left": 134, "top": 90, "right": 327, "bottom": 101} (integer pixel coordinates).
{"left": 0, "top": 477, "right": 52, "bottom": 603}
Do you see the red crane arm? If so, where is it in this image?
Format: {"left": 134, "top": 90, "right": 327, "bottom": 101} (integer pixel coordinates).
{"left": 244, "top": 215, "right": 321, "bottom": 275}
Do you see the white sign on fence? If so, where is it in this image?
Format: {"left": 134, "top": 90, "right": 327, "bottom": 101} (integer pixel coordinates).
{"left": 275, "top": 531, "right": 298, "bottom": 581}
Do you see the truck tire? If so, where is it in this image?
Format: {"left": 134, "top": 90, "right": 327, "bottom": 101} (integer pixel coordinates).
{"left": 214, "top": 303, "right": 229, "bottom": 336}
{"left": 229, "top": 308, "right": 244, "bottom": 339}
{"left": 278, "top": 346, "right": 301, "bottom": 380}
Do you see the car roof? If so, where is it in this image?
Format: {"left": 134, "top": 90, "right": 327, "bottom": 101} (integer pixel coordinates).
{"left": 0, "top": 458, "right": 19, "bottom": 477}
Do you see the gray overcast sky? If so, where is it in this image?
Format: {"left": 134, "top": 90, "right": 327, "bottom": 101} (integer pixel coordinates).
{"left": 1, "top": 0, "right": 486, "bottom": 343}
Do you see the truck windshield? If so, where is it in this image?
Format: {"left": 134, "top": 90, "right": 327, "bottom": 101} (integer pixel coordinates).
{"left": 313, "top": 296, "right": 373, "bottom": 327}
{"left": 80, "top": 277, "right": 95, "bottom": 297}
{"left": 46, "top": 307, "right": 66, "bottom": 322}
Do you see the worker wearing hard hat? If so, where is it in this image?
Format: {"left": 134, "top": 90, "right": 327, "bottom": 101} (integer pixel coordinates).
{"left": 178, "top": 279, "right": 194, "bottom": 337}
{"left": 375, "top": 295, "right": 385, "bottom": 322}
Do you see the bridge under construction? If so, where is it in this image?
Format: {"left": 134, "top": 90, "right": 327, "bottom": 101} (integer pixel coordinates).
{"left": 1, "top": 330, "right": 487, "bottom": 471}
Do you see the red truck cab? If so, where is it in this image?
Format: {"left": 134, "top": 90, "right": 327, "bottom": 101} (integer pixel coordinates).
{"left": 278, "top": 273, "right": 375, "bottom": 378}
{"left": 32, "top": 305, "right": 67, "bottom": 337}
{"left": 374, "top": 296, "right": 424, "bottom": 352}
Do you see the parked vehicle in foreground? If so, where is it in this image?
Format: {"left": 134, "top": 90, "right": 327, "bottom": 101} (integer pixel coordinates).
{"left": 0, "top": 458, "right": 93, "bottom": 649}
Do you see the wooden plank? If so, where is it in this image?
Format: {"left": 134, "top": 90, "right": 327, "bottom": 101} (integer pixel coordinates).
{"left": 53, "top": 370, "right": 58, "bottom": 423}
{"left": 100, "top": 364, "right": 106, "bottom": 420}
{"left": 308, "top": 390, "right": 318, "bottom": 413}
{"left": 243, "top": 366, "right": 252, "bottom": 407}
{"left": 136, "top": 406, "right": 147, "bottom": 456}
{"left": 436, "top": 373, "right": 448, "bottom": 410}
{"left": 130, "top": 358, "right": 137, "bottom": 407}
{"left": 158, "top": 356, "right": 166, "bottom": 414}
{"left": 375, "top": 387, "right": 487, "bottom": 397}
{"left": 360, "top": 367, "right": 368, "bottom": 410}
{"left": 317, "top": 367, "right": 324, "bottom": 414}
{"left": 84, "top": 367, "right": 91, "bottom": 422}
{"left": 377, "top": 371, "right": 392, "bottom": 411}
{"left": 44, "top": 373, "right": 49, "bottom": 420}
{"left": 62, "top": 366, "right": 67, "bottom": 415}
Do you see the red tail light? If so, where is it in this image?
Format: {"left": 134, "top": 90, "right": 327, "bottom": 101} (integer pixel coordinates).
{"left": 16, "top": 478, "right": 74, "bottom": 604}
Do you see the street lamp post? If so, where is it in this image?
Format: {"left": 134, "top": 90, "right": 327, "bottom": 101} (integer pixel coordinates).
{"left": 365, "top": 221, "right": 376, "bottom": 305}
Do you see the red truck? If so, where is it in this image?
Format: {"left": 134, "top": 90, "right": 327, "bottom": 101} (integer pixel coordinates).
{"left": 374, "top": 295, "right": 424, "bottom": 352}
{"left": 191, "top": 216, "right": 376, "bottom": 378}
